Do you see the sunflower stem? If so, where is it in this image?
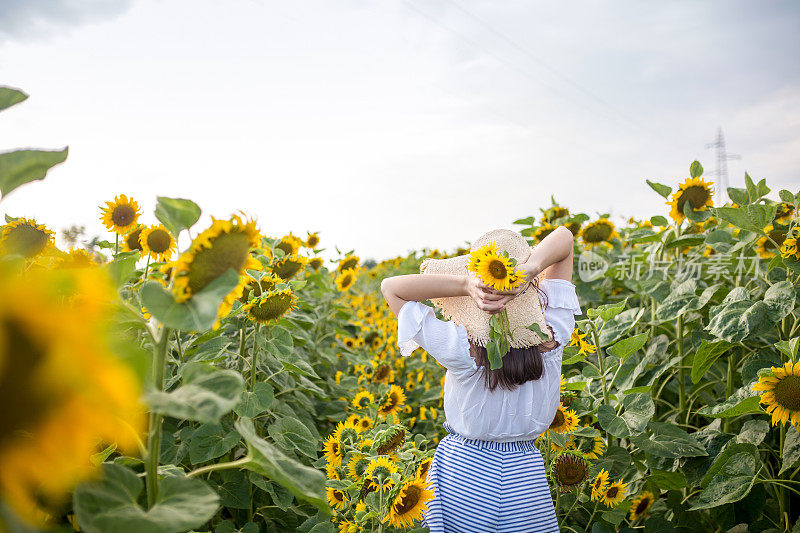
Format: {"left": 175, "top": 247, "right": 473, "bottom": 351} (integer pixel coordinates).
{"left": 145, "top": 325, "right": 171, "bottom": 508}
{"left": 186, "top": 456, "right": 251, "bottom": 478}
{"left": 114, "top": 233, "right": 119, "bottom": 257}
{"left": 143, "top": 255, "right": 151, "bottom": 280}
{"left": 588, "top": 318, "right": 611, "bottom": 447}
{"left": 723, "top": 348, "right": 737, "bottom": 433}
{"left": 779, "top": 423, "right": 788, "bottom": 530}
{"left": 676, "top": 315, "right": 687, "bottom": 424}
{"left": 251, "top": 324, "right": 261, "bottom": 390}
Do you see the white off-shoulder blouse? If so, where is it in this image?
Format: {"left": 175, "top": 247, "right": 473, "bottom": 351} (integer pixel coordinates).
{"left": 396, "top": 278, "right": 582, "bottom": 442}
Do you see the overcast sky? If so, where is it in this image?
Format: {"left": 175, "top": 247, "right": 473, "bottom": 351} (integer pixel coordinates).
{"left": 0, "top": 0, "right": 798, "bottom": 262}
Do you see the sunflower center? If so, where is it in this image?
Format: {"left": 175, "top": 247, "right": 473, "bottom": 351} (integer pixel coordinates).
{"left": 126, "top": 228, "right": 143, "bottom": 251}
{"left": 333, "top": 490, "right": 345, "bottom": 502}
{"left": 0, "top": 318, "right": 53, "bottom": 448}
{"left": 584, "top": 223, "right": 612, "bottom": 243}
{"left": 487, "top": 260, "right": 508, "bottom": 280}
{"left": 554, "top": 456, "right": 588, "bottom": 485}
{"left": 774, "top": 375, "right": 800, "bottom": 411}
{"left": 358, "top": 396, "right": 370, "bottom": 408}
{"left": 274, "top": 258, "right": 303, "bottom": 280}
{"left": 678, "top": 185, "right": 711, "bottom": 213}
{"left": 606, "top": 486, "right": 619, "bottom": 498}
{"left": 4, "top": 225, "right": 49, "bottom": 258}
{"left": 377, "top": 430, "right": 405, "bottom": 455}
{"left": 187, "top": 230, "right": 252, "bottom": 294}
{"left": 276, "top": 242, "right": 294, "bottom": 255}
{"left": 339, "top": 257, "right": 358, "bottom": 271}
{"left": 635, "top": 498, "right": 650, "bottom": 514}
{"left": 147, "top": 229, "right": 172, "bottom": 253}
{"left": 111, "top": 204, "right": 136, "bottom": 227}
{"left": 550, "top": 409, "right": 565, "bottom": 429}
{"left": 331, "top": 442, "right": 340, "bottom": 456}
{"left": 394, "top": 485, "right": 422, "bottom": 514}
{"left": 340, "top": 273, "right": 354, "bottom": 288}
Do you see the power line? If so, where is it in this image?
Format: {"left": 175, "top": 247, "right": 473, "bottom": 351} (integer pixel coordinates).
{"left": 445, "top": 0, "right": 659, "bottom": 139}
{"left": 401, "top": 0, "right": 655, "bottom": 139}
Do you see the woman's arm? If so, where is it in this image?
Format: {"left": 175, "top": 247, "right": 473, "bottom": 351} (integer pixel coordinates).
{"left": 520, "top": 225, "right": 575, "bottom": 282}
{"left": 381, "top": 274, "right": 505, "bottom": 318}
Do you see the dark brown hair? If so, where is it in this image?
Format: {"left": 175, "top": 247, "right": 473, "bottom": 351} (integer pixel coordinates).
{"left": 467, "top": 280, "right": 559, "bottom": 392}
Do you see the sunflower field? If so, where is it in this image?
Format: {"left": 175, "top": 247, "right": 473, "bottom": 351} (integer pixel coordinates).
{"left": 1, "top": 85, "right": 799, "bottom": 533}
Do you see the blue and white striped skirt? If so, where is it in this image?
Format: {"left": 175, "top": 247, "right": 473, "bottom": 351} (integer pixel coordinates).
{"left": 421, "top": 421, "right": 560, "bottom": 532}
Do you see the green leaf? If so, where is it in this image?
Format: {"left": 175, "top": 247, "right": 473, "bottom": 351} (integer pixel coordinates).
{"left": 711, "top": 205, "right": 777, "bottom": 235}
{"left": 0, "top": 148, "right": 68, "bottom": 198}
{"left": 775, "top": 337, "right": 800, "bottom": 360}
{"left": 189, "top": 423, "right": 241, "bottom": 464}
{"left": 596, "top": 393, "right": 654, "bottom": 438}
{"left": 737, "top": 419, "right": 770, "bottom": 447}
{"left": 706, "top": 283, "right": 796, "bottom": 342}
{"left": 140, "top": 268, "right": 240, "bottom": 332}
{"left": 629, "top": 421, "right": 708, "bottom": 458}
{"left": 779, "top": 189, "right": 795, "bottom": 203}
{"left": 104, "top": 252, "right": 140, "bottom": 287}
{"left": 650, "top": 216, "right": 668, "bottom": 226}
{"left": 607, "top": 333, "right": 649, "bottom": 361}
{"left": 696, "top": 384, "right": 762, "bottom": 418}
{"left": 691, "top": 341, "right": 734, "bottom": 384}
{"left": 234, "top": 417, "right": 331, "bottom": 516}
{"left": 690, "top": 444, "right": 759, "bottom": 510}
{"left": 655, "top": 279, "right": 703, "bottom": 322}
{"left": 269, "top": 418, "right": 318, "bottom": 459}
{"left": 780, "top": 425, "right": 800, "bottom": 476}
{"left": 727, "top": 186, "right": 749, "bottom": 206}
{"left": 690, "top": 160, "right": 704, "bottom": 178}
{"left": 598, "top": 307, "right": 645, "bottom": 346}
{"left": 73, "top": 463, "right": 219, "bottom": 533}
{"left": 649, "top": 469, "right": 686, "bottom": 490}
{"left": 234, "top": 382, "right": 274, "bottom": 418}
{"left": 664, "top": 235, "right": 705, "bottom": 250}
{"left": 646, "top": 179, "right": 672, "bottom": 199}
{"left": 155, "top": 196, "right": 202, "bottom": 238}
{"left": 525, "top": 321, "right": 552, "bottom": 341}
{"left": 146, "top": 362, "right": 245, "bottom": 424}
{"left": 0, "top": 86, "right": 28, "bottom": 112}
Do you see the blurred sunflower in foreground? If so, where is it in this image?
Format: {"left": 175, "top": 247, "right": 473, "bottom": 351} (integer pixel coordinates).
{"left": 0, "top": 264, "right": 145, "bottom": 526}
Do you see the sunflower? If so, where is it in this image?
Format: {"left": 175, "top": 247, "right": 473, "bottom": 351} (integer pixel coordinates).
{"left": 756, "top": 225, "right": 787, "bottom": 259}
{"left": 751, "top": 361, "right": 800, "bottom": 427}
{"left": 590, "top": 468, "right": 610, "bottom": 502}
{"left": 140, "top": 224, "right": 177, "bottom": 262}
{"left": 416, "top": 458, "right": 433, "bottom": 480}
{"left": 775, "top": 202, "right": 795, "bottom": 224}
{"left": 548, "top": 403, "right": 579, "bottom": 434}
{"left": 100, "top": 194, "right": 141, "bottom": 234}
{"left": 352, "top": 390, "right": 375, "bottom": 410}
{"left": 337, "top": 255, "right": 360, "bottom": 273}
{"left": 667, "top": 177, "right": 714, "bottom": 223}
{"left": 533, "top": 223, "right": 557, "bottom": 243}
{"left": 347, "top": 453, "right": 370, "bottom": 482}
{"left": 0, "top": 217, "right": 55, "bottom": 259}
{"left": 325, "top": 459, "right": 340, "bottom": 480}
{"left": 0, "top": 265, "right": 145, "bottom": 526}
{"left": 601, "top": 478, "right": 628, "bottom": 507}
{"left": 468, "top": 245, "right": 527, "bottom": 292}
{"left": 333, "top": 419, "right": 363, "bottom": 446}
{"left": 170, "top": 213, "right": 261, "bottom": 328}
{"left": 326, "top": 487, "right": 347, "bottom": 511}
{"left": 541, "top": 206, "right": 570, "bottom": 225}
{"left": 305, "top": 232, "right": 320, "bottom": 249}
{"left": 581, "top": 436, "right": 606, "bottom": 460}
{"left": 579, "top": 218, "right": 620, "bottom": 248}
{"left": 335, "top": 269, "right": 357, "bottom": 292}
{"left": 382, "top": 476, "right": 435, "bottom": 528}
{"left": 569, "top": 328, "right": 596, "bottom": 355}
{"left": 378, "top": 385, "right": 406, "bottom": 417}
{"left": 357, "top": 415, "right": 373, "bottom": 432}
{"left": 309, "top": 257, "right": 324, "bottom": 271}
{"left": 55, "top": 248, "right": 103, "bottom": 269}
{"left": 781, "top": 226, "right": 800, "bottom": 260}
{"left": 241, "top": 288, "right": 298, "bottom": 324}
{"left": 269, "top": 253, "right": 306, "bottom": 280}
{"left": 323, "top": 433, "right": 345, "bottom": 468}
{"left": 550, "top": 451, "right": 589, "bottom": 492}
{"left": 372, "top": 362, "right": 394, "bottom": 384}
{"left": 239, "top": 272, "right": 283, "bottom": 303}
{"left": 374, "top": 426, "right": 406, "bottom": 455}
{"left": 274, "top": 233, "right": 304, "bottom": 257}
{"left": 364, "top": 456, "right": 400, "bottom": 489}
{"left": 629, "top": 490, "right": 655, "bottom": 521}
{"left": 121, "top": 225, "right": 144, "bottom": 253}
{"left": 338, "top": 520, "right": 361, "bottom": 533}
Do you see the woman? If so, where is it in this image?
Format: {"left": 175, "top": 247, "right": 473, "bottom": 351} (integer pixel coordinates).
{"left": 380, "top": 226, "right": 579, "bottom": 532}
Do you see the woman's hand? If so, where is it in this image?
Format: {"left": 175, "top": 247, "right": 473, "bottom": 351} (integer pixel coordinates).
{"left": 465, "top": 275, "right": 527, "bottom": 315}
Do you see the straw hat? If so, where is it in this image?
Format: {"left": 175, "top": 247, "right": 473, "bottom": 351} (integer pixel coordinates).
{"left": 420, "top": 228, "right": 550, "bottom": 349}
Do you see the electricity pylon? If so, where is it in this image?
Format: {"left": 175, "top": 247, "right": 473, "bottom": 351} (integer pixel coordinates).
{"left": 705, "top": 127, "right": 741, "bottom": 204}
